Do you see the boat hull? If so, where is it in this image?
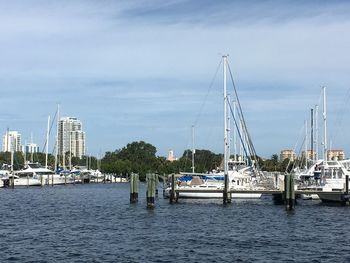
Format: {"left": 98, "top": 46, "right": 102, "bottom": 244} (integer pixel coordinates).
{"left": 163, "top": 188, "right": 261, "bottom": 199}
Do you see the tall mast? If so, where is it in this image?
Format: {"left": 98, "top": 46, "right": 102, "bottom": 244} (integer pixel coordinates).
{"left": 304, "top": 120, "right": 307, "bottom": 169}
{"left": 227, "top": 94, "right": 231, "bottom": 161}
{"left": 62, "top": 121, "right": 65, "bottom": 170}
{"left": 315, "top": 105, "right": 319, "bottom": 161}
{"left": 310, "top": 108, "right": 314, "bottom": 162}
{"left": 30, "top": 132, "right": 33, "bottom": 162}
{"left": 45, "top": 115, "right": 50, "bottom": 169}
{"left": 323, "top": 87, "right": 327, "bottom": 162}
{"left": 223, "top": 55, "right": 228, "bottom": 175}
{"left": 233, "top": 99, "right": 237, "bottom": 162}
{"left": 223, "top": 55, "right": 229, "bottom": 204}
{"left": 69, "top": 124, "right": 72, "bottom": 170}
{"left": 55, "top": 104, "right": 60, "bottom": 171}
{"left": 191, "top": 125, "right": 195, "bottom": 173}
{"left": 24, "top": 139, "right": 27, "bottom": 164}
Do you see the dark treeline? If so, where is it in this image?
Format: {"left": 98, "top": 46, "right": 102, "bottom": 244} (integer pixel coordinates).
{"left": 0, "top": 141, "right": 295, "bottom": 179}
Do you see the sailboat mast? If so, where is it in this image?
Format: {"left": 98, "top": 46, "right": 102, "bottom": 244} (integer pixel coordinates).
{"left": 233, "top": 99, "right": 237, "bottom": 162}
{"left": 323, "top": 87, "right": 327, "bottom": 162}
{"left": 223, "top": 55, "right": 229, "bottom": 204}
{"left": 227, "top": 94, "right": 231, "bottom": 162}
{"left": 315, "top": 105, "right": 319, "bottom": 161}
{"left": 55, "top": 104, "right": 60, "bottom": 171}
{"left": 311, "top": 108, "right": 314, "bottom": 162}
{"left": 45, "top": 115, "right": 50, "bottom": 169}
{"left": 191, "top": 125, "right": 195, "bottom": 173}
{"left": 69, "top": 125, "right": 72, "bottom": 170}
{"left": 223, "top": 55, "right": 228, "bottom": 175}
{"left": 304, "top": 120, "right": 307, "bottom": 169}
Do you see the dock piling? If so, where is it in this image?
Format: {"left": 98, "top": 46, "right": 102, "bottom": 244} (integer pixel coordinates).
{"left": 169, "top": 173, "right": 176, "bottom": 204}
{"left": 146, "top": 173, "right": 157, "bottom": 208}
{"left": 129, "top": 173, "right": 139, "bottom": 203}
{"left": 285, "top": 174, "right": 295, "bottom": 210}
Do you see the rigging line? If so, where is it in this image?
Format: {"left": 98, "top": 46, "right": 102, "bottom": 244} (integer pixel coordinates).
{"left": 286, "top": 124, "right": 305, "bottom": 173}
{"left": 193, "top": 59, "right": 222, "bottom": 127}
{"left": 227, "top": 62, "right": 260, "bottom": 169}
{"left": 227, "top": 100, "right": 249, "bottom": 164}
{"left": 41, "top": 109, "right": 58, "bottom": 154}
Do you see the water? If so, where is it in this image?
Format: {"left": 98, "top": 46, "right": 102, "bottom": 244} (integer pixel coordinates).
{"left": 0, "top": 183, "right": 349, "bottom": 263}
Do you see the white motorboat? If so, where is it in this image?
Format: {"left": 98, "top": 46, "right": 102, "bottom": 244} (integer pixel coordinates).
{"left": 315, "top": 160, "right": 350, "bottom": 203}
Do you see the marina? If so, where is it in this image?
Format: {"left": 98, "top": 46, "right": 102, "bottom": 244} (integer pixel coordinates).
{"left": 1, "top": 1, "right": 350, "bottom": 262}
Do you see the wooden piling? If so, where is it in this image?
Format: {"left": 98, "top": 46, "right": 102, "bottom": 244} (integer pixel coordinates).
{"left": 345, "top": 175, "right": 349, "bottom": 205}
{"left": 285, "top": 174, "right": 295, "bottom": 211}
{"left": 11, "top": 174, "right": 14, "bottom": 189}
{"left": 130, "top": 173, "right": 139, "bottom": 203}
{"left": 223, "top": 173, "right": 231, "bottom": 204}
{"left": 146, "top": 173, "right": 156, "bottom": 208}
{"left": 64, "top": 174, "right": 67, "bottom": 185}
{"left": 169, "top": 173, "right": 176, "bottom": 204}
{"left": 27, "top": 174, "right": 29, "bottom": 188}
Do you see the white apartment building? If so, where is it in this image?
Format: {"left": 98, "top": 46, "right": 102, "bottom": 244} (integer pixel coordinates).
{"left": 2, "top": 130, "right": 22, "bottom": 152}
{"left": 58, "top": 117, "right": 86, "bottom": 159}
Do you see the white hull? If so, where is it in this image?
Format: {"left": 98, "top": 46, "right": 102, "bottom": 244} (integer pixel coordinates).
{"left": 9, "top": 178, "right": 41, "bottom": 187}
{"left": 301, "top": 194, "right": 320, "bottom": 200}
{"left": 42, "top": 175, "right": 76, "bottom": 185}
{"left": 164, "top": 188, "right": 261, "bottom": 199}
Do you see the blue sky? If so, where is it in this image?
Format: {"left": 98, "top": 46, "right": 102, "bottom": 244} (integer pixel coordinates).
{"left": 1, "top": 0, "right": 350, "bottom": 158}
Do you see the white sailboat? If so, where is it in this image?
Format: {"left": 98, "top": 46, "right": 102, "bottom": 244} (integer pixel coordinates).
{"left": 165, "top": 56, "right": 263, "bottom": 199}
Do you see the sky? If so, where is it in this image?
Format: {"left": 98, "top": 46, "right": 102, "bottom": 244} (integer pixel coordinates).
{"left": 0, "top": 0, "right": 350, "bottom": 159}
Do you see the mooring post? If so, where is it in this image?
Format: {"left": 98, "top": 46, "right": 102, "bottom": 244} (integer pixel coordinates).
{"left": 146, "top": 173, "right": 156, "bottom": 208}
{"left": 285, "top": 174, "right": 295, "bottom": 211}
{"left": 170, "top": 173, "right": 175, "bottom": 204}
{"left": 27, "top": 174, "right": 29, "bottom": 188}
{"left": 284, "top": 174, "right": 290, "bottom": 209}
{"left": 345, "top": 175, "right": 349, "bottom": 205}
{"left": 130, "top": 173, "right": 139, "bottom": 203}
{"left": 103, "top": 173, "right": 106, "bottom": 184}
{"left": 223, "top": 173, "right": 230, "bottom": 204}
{"left": 289, "top": 174, "right": 295, "bottom": 210}
{"left": 11, "top": 175, "right": 14, "bottom": 189}
{"left": 155, "top": 174, "right": 159, "bottom": 197}
{"left": 64, "top": 174, "right": 67, "bottom": 185}
{"left": 51, "top": 173, "right": 54, "bottom": 186}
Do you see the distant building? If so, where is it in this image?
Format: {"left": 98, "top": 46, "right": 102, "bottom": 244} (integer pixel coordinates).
{"left": 280, "top": 149, "right": 296, "bottom": 161}
{"left": 58, "top": 117, "right": 86, "bottom": 159}
{"left": 302, "top": 150, "right": 316, "bottom": 161}
{"left": 167, "top": 150, "right": 177, "bottom": 162}
{"left": 2, "top": 130, "right": 22, "bottom": 152}
{"left": 23, "top": 143, "right": 39, "bottom": 154}
{"left": 327, "top": 150, "right": 345, "bottom": 161}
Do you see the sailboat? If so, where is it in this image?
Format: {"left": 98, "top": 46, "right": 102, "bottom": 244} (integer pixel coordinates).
{"left": 296, "top": 87, "right": 350, "bottom": 202}
{"left": 164, "top": 56, "right": 263, "bottom": 199}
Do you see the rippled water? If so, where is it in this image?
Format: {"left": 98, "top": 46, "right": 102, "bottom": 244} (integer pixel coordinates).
{"left": 0, "top": 183, "right": 349, "bottom": 262}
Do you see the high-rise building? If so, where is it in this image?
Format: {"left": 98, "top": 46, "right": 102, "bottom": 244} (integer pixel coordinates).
{"left": 58, "top": 117, "right": 86, "bottom": 159}
{"left": 23, "top": 143, "right": 39, "bottom": 154}
{"left": 2, "top": 130, "right": 22, "bottom": 152}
